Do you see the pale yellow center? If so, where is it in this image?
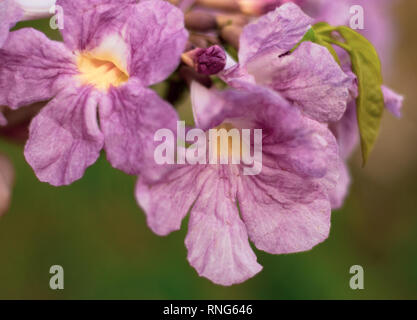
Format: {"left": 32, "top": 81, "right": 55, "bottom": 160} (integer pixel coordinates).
{"left": 76, "top": 52, "right": 129, "bottom": 91}
{"left": 210, "top": 122, "right": 243, "bottom": 162}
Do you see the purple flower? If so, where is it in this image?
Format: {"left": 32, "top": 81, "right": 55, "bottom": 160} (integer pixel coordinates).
{"left": 223, "top": 3, "right": 351, "bottom": 123}
{"left": 221, "top": 2, "right": 404, "bottom": 209}
{"left": 0, "top": 0, "right": 188, "bottom": 186}
{"left": 136, "top": 81, "right": 340, "bottom": 286}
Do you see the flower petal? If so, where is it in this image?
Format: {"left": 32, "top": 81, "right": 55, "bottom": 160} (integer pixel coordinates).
{"left": 329, "top": 160, "right": 351, "bottom": 210}
{"left": 246, "top": 42, "right": 350, "bottom": 122}
{"left": 136, "top": 165, "right": 208, "bottom": 236}
{"left": 239, "top": 2, "right": 312, "bottom": 65}
{"left": 186, "top": 174, "right": 262, "bottom": 286}
{"left": 0, "top": 0, "right": 23, "bottom": 47}
{"left": 0, "top": 28, "right": 76, "bottom": 109}
{"left": 382, "top": 85, "right": 404, "bottom": 118}
{"left": 125, "top": 0, "right": 188, "bottom": 85}
{"left": 329, "top": 100, "right": 359, "bottom": 160}
{"left": 56, "top": 0, "right": 135, "bottom": 51}
{"left": 266, "top": 116, "right": 340, "bottom": 193}
{"left": 191, "top": 81, "right": 226, "bottom": 131}
{"left": 99, "top": 78, "right": 179, "bottom": 177}
{"left": 24, "top": 85, "right": 104, "bottom": 186}
{"left": 238, "top": 159, "right": 331, "bottom": 254}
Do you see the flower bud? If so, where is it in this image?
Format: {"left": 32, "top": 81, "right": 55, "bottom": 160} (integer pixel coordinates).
{"left": 182, "top": 45, "right": 227, "bottom": 75}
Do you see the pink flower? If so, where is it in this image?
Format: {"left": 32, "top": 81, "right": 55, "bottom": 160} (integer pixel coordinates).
{"left": 0, "top": 0, "right": 188, "bottom": 186}
{"left": 136, "top": 81, "right": 341, "bottom": 286}
{"left": 223, "top": 3, "right": 351, "bottom": 123}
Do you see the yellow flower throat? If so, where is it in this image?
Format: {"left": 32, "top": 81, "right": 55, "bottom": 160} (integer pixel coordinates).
{"left": 76, "top": 52, "right": 129, "bottom": 91}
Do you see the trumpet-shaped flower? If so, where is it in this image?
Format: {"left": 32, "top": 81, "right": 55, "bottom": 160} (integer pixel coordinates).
{"left": 136, "top": 81, "right": 341, "bottom": 286}
{"left": 222, "top": 3, "right": 403, "bottom": 209}
{"left": 223, "top": 3, "right": 351, "bottom": 123}
{"left": 0, "top": 0, "right": 188, "bottom": 185}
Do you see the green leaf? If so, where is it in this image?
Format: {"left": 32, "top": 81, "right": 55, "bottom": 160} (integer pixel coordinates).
{"left": 311, "top": 24, "right": 341, "bottom": 65}
{"left": 336, "top": 26, "right": 384, "bottom": 165}
{"left": 290, "top": 28, "right": 316, "bottom": 53}
{"left": 312, "top": 23, "right": 385, "bottom": 165}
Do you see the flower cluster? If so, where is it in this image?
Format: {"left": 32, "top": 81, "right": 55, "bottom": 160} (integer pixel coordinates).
{"left": 0, "top": 0, "right": 403, "bottom": 285}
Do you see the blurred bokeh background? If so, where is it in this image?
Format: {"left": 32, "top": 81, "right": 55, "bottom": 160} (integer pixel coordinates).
{"left": 0, "top": 1, "right": 416, "bottom": 299}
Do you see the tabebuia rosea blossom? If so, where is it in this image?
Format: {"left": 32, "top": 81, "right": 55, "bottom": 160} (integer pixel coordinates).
{"left": 0, "top": 0, "right": 188, "bottom": 185}
{"left": 252, "top": 1, "right": 404, "bottom": 208}
{"left": 220, "top": 3, "right": 351, "bottom": 208}
{"left": 221, "top": 3, "right": 403, "bottom": 209}
{"left": 223, "top": 3, "right": 350, "bottom": 124}
{"left": 136, "top": 81, "right": 343, "bottom": 286}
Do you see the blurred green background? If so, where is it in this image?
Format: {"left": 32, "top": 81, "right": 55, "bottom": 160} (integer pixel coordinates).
{"left": 0, "top": 2, "right": 416, "bottom": 299}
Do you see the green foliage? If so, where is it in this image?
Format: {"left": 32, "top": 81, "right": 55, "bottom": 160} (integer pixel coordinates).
{"left": 290, "top": 28, "right": 316, "bottom": 53}
{"left": 311, "top": 23, "right": 385, "bottom": 165}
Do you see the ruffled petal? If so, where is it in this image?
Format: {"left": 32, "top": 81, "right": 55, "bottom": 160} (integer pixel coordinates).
{"left": 245, "top": 42, "right": 350, "bottom": 122}
{"left": 329, "top": 100, "right": 359, "bottom": 160}
{"left": 0, "top": 0, "right": 23, "bottom": 48}
{"left": 126, "top": 0, "right": 188, "bottom": 85}
{"left": 99, "top": 78, "right": 179, "bottom": 177}
{"left": 239, "top": 2, "right": 312, "bottom": 65}
{"left": 24, "top": 85, "right": 104, "bottom": 186}
{"left": 136, "top": 165, "right": 208, "bottom": 236}
{"left": 266, "top": 116, "right": 340, "bottom": 193}
{"left": 0, "top": 28, "right": 77, "bottom": 109}
{"left": 56, "top": 0, "right": 135, "bottom": 51}
{"left": 382, "top": 85, "right": 404, "bottom": 118}
{"left": 57, "top": 0, "right": 187, "bottom": 86}
{"left": 186, "top": 173, "right": 262, "bottom": 286}
{"left": 238, "top": 158, "right": 331, "bottom": 254}
{"left": 191, "top": 81, "right": 227, "bottom": 131}
{"left": 329, "top": 159, "right": 351, "bottom": 210}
